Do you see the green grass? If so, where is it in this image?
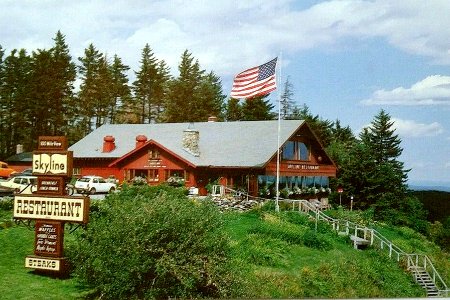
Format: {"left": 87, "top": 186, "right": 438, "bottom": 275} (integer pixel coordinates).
{"left": 223, "top": 208, "right": 427, "bottom": 298}
{"left": 2, "top": 201, "right": 446, "bottom": 299}
{"left": 0, "top": 212, "right": 89, "bottom": 300}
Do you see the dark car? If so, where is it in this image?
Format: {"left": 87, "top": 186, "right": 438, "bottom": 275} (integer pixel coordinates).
{"left": 10, "top": 168, "right": 33, "bottom": 177}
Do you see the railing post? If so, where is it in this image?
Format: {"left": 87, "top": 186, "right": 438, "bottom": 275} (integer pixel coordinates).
{"left": 370, "top": 229, "right": 374, "bottom": 246}
{"left": 389, "top": 243, "right": 392, "bottom": 258}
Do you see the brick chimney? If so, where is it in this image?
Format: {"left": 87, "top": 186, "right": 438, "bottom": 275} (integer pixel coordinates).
{"left": 136, "top": 135, "right": 148, "bottom": 148}
{"left": 103, "top": 135, "right": 116, "bottom": 153}
{"left": 182, "top": 129, "right": 200, "bottom": 157}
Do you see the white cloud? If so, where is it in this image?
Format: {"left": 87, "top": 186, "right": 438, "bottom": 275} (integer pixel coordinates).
{"left": 2, "top": 0, "right": 450, "bottom": 79}
{"left": 391, "top": 118, "right": 444, "bottom": 137}
{"left": 361, "top": 75, "right": 450, "bottom": 106}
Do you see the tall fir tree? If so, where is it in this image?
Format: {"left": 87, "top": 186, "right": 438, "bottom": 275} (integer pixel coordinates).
{"left": 108, "top": 54, "right": 130, "bottom": 124}
{"left": 49, "top": 31, "right": 76, "bottom": 137}
{"left": 78, "top": 44, "right": 112, "bottom": 134}
{"left": 0, "top": 49, "right": 31, "bottom": 156}
{"left": 360, "top": 109, "right": 409, "bottom": 198}
{"left": 280, "top": 76, "right": 295, "bottom": 119}
{"left": 241, "top": 95, "right": 275, "bottom": 121}
{"left": 132, "top": 44, "right": 160, "bottom": 123}
{"left": 165, "top": 50, "right": 224, "bottom": 122}
{"left": 225, "top": 98, "right": 243, "bottom": 121}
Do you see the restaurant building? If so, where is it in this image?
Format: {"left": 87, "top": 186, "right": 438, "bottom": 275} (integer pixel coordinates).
{"left": 68, "top": 119, "right": 336, "bottom": 196}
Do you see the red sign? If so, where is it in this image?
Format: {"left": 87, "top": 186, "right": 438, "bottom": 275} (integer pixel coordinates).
{"left": 337, "top": 188, "right": 344, "bottom": 193}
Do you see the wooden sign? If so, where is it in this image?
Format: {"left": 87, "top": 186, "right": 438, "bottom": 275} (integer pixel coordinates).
{"left": 34, "top": 221, "right": 64, "bottom": 257}
{"left": 14, "top": 195, "right": 90, "bottom": 224}
{"left": 38, "top": 136, "right": 67, "bottom": 151}
{"left": 36, "top": 177, "right": 65, "bottom": 195}
{"left": 32, "top": 151, "right": 73, "bottom": 177}
{"left": 25, "top": 256, "right": 67, "bottom": 272}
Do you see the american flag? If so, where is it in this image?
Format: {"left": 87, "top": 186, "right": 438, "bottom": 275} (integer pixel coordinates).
{"left": 230, "top": 57, "right": 277, "bottom": 99}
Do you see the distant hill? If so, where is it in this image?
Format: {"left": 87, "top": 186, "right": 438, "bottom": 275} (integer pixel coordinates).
{"left": 411, "top": 190, "right": 450, "bottom": 222}
{"left": 409, "top": 185, "right": 450, "bottom": 193}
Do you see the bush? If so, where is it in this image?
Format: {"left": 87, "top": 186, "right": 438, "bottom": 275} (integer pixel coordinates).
{"left": 0, "top": 197, "right": 13, "bottom": 211}
{"left": 69, "top": 185, "right": 244, "bottom": 299}
{"left": 302, "top": 230, "right": 333, "bottom": 251}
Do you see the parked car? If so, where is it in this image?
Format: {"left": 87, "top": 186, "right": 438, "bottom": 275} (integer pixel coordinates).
{"left": 0, "top": 161, "right": 16, "bottom": 179}
{"left": 10, "top": 168, "right": 33, "bottom": 177}
{"left": 74, "top": 175, "right": 117, "bottom": 194}
{"left": 0, "top": 175, "right": 37, "bottom": 194}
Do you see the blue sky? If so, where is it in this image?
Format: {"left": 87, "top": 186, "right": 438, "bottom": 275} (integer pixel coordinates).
{"left": 1, "top": 0, "right": 450, "bottom": 186}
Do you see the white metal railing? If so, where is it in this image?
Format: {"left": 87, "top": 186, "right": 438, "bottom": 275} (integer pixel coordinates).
{"left": 209, "top": 186, "right": 449, "bottom": 297}
{"left": 279, "top": 197, "right": 449, "bottom": 297}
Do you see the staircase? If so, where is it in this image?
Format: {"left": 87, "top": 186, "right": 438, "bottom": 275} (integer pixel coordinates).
{"left": 411, "top": 266, "right": 439, "bottom": 297}
{"left": 283, "top": 198, "right": 450, "bottom": 298}
{"left": 208, "top": 186, "right": 450, "bottom": 298}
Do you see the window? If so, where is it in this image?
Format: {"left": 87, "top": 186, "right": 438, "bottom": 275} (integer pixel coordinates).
{"left": 148, "top": 149, "right": 160, "bottom": 160}
{"left": 148, "top": 169, "right": 159, "bottom": 182}
{"left": 282, "top": 141, "right": 310, "bottom": 161}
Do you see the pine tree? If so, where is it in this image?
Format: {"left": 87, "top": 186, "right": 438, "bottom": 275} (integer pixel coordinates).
{"left": 360, "top": 109, "right": 409, "bottom": 199}
{"left": 165, "top": 50, "right": 224, "bottom": 123}
{"left": 132, "top": 44, "right": 160, "bottom": 123}
{"left": 225, "top": 98, "right": 243, "bottom": 121}
{"left": 78, "top": 44, "right": 109, "bottom": 134}
{"left": 241, "top": 95, "right": 275, "bottom": 121}
{"left": 0, "top": 49, "right": 31, "bottom": 156}
{"left": 108, "top": 54, "right": 130, "bottom": 124}
{"left": 280, "top": 76, "right": 295, "bottom": 119}
{"left": 49, "top": 31, "right": 76, "bottom": 136}
{"left": 290, "top": 104, "right": 333, "bottom": 146}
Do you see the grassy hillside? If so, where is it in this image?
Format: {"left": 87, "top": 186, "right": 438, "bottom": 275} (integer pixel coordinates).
{"left": 412, "top": 190, "right": 450, "bottom": 222}
{"left": 223, "top": 208, "right": 427, "bottom": 298}
{"left": 2, "top": 197, "right": 448, "bottom": 298}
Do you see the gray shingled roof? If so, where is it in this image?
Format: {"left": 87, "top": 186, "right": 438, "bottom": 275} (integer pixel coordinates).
{"left": 69, "top": 120, "right": 305, "bottom": 168}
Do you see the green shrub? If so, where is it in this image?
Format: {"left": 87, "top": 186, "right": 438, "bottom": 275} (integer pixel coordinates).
{"left": 302, "top": 230, "right": 333, "bottom": 251}
{"left": 0, "top": 197, "right": 13, "bottom": 211}
{"left": 68, "top": 185, "right": 244, "bottom": 299}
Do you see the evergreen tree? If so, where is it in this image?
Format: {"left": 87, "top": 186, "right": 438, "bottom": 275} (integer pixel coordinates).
{"left": 359, "top": 110, "right": 410, "bottom": 210}
{"left": 165, "top": 50, "right": 225, "bottom": 122}
{"left": 225, "top": 98, "right": 243, "bottom": 121}
{"left": 78, "top": 44, "right": 111, "bottom": 134}
{"left": 152, "top": 60, "right": 171, "bottom": 122}
{"left": 290, "top": 104, "right": 333, "bottom": 146}
{"left": 49, "top": 31, "right": 76, "bottom": 136}
{"left": 280, "top": 76, "right": 295, "bottom": 119}
{"left": 27, "top": 49, "right": 56, "bottom": 142}
{"left": 0, "top": 49, "right": 31, "bottom": 156}
{"left": 108, "top": 54, "right": 130, "bottom": 124}
{"left": 194, "top": 71, "right": 226, "bottom": 121}
{"left": 165, "top": 50, "right": 204, "bottom": 122}
{"left": 241, "top": 95, "right": 275, "bottom": 121}
{"left": 132, "top": 44, "right": 160, "bottom": 123}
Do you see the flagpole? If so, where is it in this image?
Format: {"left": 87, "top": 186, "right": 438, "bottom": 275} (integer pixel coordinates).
{"left": 275, "top": 52, "right": 282, "bottom": 212}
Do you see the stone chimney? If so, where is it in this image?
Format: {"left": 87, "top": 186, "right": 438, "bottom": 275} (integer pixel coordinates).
{"left": 208, "top": 116, "right": 218, "bottom": 122}
{"left": 182, "top": 129, "right": 200, "bottom": 157}
{"left": 102, "top": 135, "right": 116, "bottom": 153}
{"left": 16, "top": 144, "right": 24, "bottom": 154}
{"left": 135, "top": 135, "right": 148, "bottom": 148}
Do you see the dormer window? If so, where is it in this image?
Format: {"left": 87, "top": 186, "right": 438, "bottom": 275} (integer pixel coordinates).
{"left": 282, "top": 141, "right": 310, "bottom": 161}
{"left": 148, "top": 149, "right": 160, "bottom": 160}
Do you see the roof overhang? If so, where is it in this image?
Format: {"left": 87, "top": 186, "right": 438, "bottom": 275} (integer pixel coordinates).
{"left": 108, "top": 139, "right": 197, "bottom": 168}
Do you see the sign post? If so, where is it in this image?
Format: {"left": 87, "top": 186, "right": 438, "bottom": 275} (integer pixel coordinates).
{"left": 337, "top": 187, "right": 343, "bottom": 206}
{"left": 13, "top": 136, "right": 89, "bottom": 276}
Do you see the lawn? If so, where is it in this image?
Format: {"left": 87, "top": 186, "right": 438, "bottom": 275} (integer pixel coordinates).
{"left": 0, "top": 219, "right": 88, "bottom": 300}
{"left": 0, "top": 199, "right": 441, "bottom": 299}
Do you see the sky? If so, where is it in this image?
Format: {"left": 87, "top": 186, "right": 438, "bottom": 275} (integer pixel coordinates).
{"left": 1, "top": 0, "right": 450, "bottom": 186}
